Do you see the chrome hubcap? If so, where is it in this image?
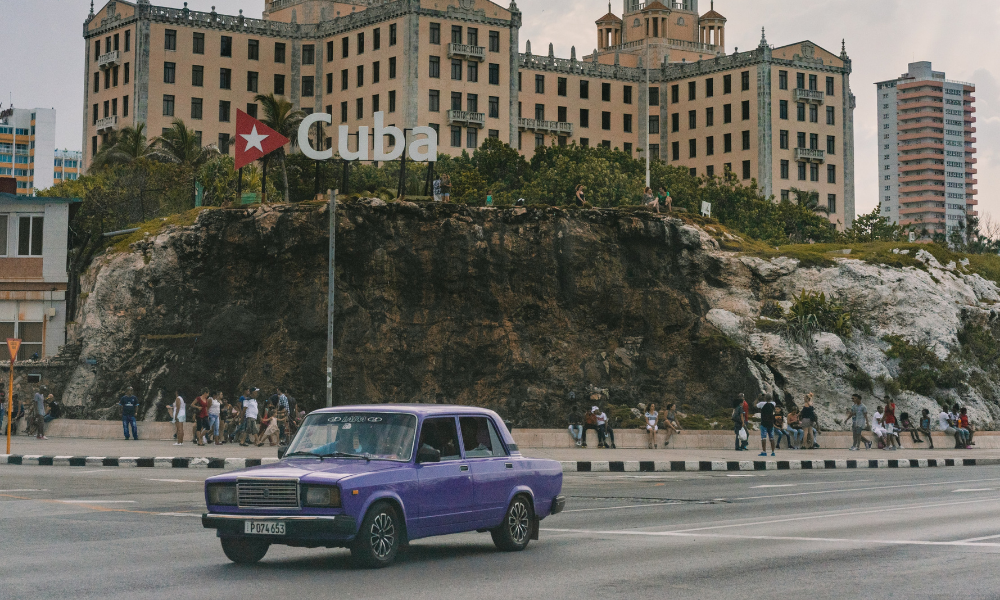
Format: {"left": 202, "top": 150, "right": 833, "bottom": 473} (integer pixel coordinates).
{"left": 369, "top": 513, "right": 396, "bottom": 559}
{"left": 508, "top": 501, "right": 529, "bottom": 544}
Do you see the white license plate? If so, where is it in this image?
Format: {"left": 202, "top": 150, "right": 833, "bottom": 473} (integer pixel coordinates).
{"left": 244, "top": 521, "right": 285, "bottom": 535}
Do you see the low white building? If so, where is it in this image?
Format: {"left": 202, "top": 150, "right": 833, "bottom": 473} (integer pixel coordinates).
{"left": 0, "top": 191, "right": 79, "bottom": 359}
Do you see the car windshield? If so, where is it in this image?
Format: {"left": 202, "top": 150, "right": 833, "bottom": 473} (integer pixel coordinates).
{"left": 284, "top": 412, "right": 418, "bottom": 462}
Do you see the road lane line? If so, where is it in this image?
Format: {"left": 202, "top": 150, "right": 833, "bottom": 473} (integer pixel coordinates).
{"left": 952, "top": 489, "right": 996, "bottom": 492}
{"left": 540, "top": 528, "right": 1000, "bottom": 549}
{"left": 157, "top": 512, "right": 204, "bottom": 518}
{"left": 751, "top": 480, "right": 872, "bottom": 489}
{"left": 733, "top": 476, "right": 1000, "bottom": 501}
{"left": 57, "top": 500, "right": 137, "bottom": 504}
{"left": 562, "top": 502, "right": 682, "bottom": 514}
{"left": 954, "top": 533, "right": 1000, "bottom": 543}
{"left": 147, "top": 479, "right": 201, "bottom": 483}
{"left": 0, "top": 489, "right": 47, "bottom": 492}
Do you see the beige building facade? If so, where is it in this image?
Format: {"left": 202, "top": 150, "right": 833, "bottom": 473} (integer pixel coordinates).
{"left": 83, "top": 0, "right": 854, "bottom": 227}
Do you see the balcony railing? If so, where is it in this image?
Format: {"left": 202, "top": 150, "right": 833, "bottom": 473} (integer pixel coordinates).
{"left": 447, "top": 110, "right": 486, "bottom": 129}
{"left": 518, "top": 118, "right": 574, "bottom": 136}
{"left": 96, "top": 115, "right": 118, "bottom": 132}
{"left": 794, "top": 147, "right": 825, "bottom": 163}
{"left": 793, "top": 88, "right": 824, "bottom": 104}
{"left": 97, "top": 50, "right": 121, "bottom": 69}
{"left": 448, "top": 43, "right": 485, "bottom": 62}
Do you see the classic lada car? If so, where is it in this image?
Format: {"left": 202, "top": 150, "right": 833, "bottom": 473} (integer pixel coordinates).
{"left": 202, "top": 405, "right": 565, "bottom": 567}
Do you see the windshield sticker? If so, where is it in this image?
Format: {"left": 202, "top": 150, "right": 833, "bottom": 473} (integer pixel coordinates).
{"left": 323, "top": 415, "right": 384, "bottom": 424}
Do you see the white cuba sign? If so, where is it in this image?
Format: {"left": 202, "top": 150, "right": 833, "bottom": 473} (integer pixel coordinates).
{"left": 298, "top": 111, "right": 438, "bottom": 162}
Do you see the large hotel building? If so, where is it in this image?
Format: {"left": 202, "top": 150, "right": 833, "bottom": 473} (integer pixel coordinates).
{"left": 876, "top": 62, "right": 977, "bottom": 236}
{"left": 83, "top": 0, "right": 855, "bottom": 228}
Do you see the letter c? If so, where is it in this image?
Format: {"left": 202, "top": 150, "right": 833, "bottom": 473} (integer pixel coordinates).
{"left": 299, "top": 113, "right": 333, "bottom": 160}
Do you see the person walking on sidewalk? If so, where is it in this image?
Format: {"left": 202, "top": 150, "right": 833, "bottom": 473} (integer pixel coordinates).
{"left": 756, "top": 395, "right": 777, "bottom": 457}
{"left": 844, "top": 394, "right": 872, "bottom": 451}
{"left": 33, "top": 386, "right": 49, "bottom": 440}
{"left": 732, "top": 397, "right": 747, "bottom": 451}
{"left": 119, "top": 386, "right": 139, "bottom": 441}
{"left": 172, "top": 391, "right": 186, "bottom": 446}
{"left": 644, "top": 403, "right": 659, "bottom": 449}
{"left": 800, "top": 394, "right": 818, "bottom": 450}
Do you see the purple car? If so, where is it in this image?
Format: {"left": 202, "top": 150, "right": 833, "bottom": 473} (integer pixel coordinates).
{"left": 202, "top": 405, "right": 565, "bottom": 567}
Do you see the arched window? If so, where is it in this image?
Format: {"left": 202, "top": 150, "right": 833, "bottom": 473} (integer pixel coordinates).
{"left": 677, "top": 17, "right": 685, "bottom": 26}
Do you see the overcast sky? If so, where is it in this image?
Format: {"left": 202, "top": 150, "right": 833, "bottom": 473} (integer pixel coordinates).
{"left": 2, "top": 0, "right": 997, "bottom": 221}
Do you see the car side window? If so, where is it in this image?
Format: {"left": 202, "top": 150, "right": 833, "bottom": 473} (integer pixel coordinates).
{"left": 459, "top": 417, "right": 508, "bottom": 458}
{"left": 418, "top": 417, "right": 462, "bottom": 461}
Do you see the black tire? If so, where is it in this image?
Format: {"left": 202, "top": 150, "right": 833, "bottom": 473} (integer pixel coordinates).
{"left": 351, "top": 501, "right": 401, "bottom": 568}
{"left": 491, "top": 495, "right": 533, "bottom": 552}
{"left": 220, "top": 537, "right": 269, "bottom": 564}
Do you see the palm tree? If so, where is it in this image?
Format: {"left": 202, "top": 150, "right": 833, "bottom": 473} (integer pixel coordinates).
{"left": 253, "top": 93, "right": 305, "bottom": 203}
{"left": 152, "top": 119, "right": 219, "bottom": 206}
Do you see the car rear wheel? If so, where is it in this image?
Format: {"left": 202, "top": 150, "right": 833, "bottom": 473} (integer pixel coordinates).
{"left": 351, "top": 501, "right": 401, "bottom": 568}
{"left": 491, "top": 495, "right": 533, "bottom": 552}
{"left": 220, "top": 537, "right": 269, "bottom": 564}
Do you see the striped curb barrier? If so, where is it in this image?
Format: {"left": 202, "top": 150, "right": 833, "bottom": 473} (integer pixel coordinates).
{"left": 2, "top": 454, "right": 998, "bottom": 472}
{"left": 559, "top": 458, "right": 1000, "bottom": 472}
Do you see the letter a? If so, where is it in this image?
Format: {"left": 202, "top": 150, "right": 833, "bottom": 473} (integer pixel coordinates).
{"left": 408, "top": 126, "right": 438, "bottom": 162}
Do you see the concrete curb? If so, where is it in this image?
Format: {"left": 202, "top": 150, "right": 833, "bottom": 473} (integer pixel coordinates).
{"left": 3, "top": 454, "right": 999, "bottom": 472}
{"left": 0, "top": 454, "right": 280, "bottom": 470}
{"left": 559, "top": 458, "right": 1000, "bottom": 472}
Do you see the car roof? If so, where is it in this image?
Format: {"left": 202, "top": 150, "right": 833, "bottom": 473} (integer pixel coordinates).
{"left": 310, "top": 404, "right": 501, "bottom": 418}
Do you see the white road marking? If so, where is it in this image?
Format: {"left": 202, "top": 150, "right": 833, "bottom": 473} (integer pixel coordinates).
{"left": 954, "top": 533, "right": 1000, "bottom": 543}
{"left": 157, "top": 512, "right": 203, "bottom": 518}
{"left": 562, "top": 502, "right": 682, "bottom": 514}
{"left": 541, "top": 527, "right": 1000, "bottom": 549}
{"left": 71, "top": 470, "right": 109, "bottom": 474}
{"left": 751, "top": 480, "right": 872, "bottom": 489}
{"left": 752, "top": 484, "right": 797, "bottom": 488}
{"left": 147, "top": 479, "right": 201, "bottom": 483}
{"left": 725, "top": 474, "right": 759, "bottom": 478}
{"left": 0, "top": 489, "right": 47, "bottom": 492}
{"left": 57, "top": 500, "right": 137, "bottom": 504}
{"left": 953, "top": 488, "right": 995, "bottom": 493}
{"left": 734, "top": 476, "right": 1000, "bottom": 501}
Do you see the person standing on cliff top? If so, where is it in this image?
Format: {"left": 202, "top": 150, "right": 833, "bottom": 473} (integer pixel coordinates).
{"left": 432, "top": 175, "right": 442, "bottom": 202}
{"left": 440, "top": 174, "right": 452, "bottom": 203}
{"left": 118, "top": 386, "right": 139, "bottom": 441}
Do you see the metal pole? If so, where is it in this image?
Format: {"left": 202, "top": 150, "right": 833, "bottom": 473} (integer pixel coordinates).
{"left": 262, "top": 159, "right": 268, "bottom": 204}
{"left": 7, "top": 352, "right": 14, "bottom": 454}
{"left": 326, "top": 189, "right": 337, "bottom": 408}
{"left": 236, "top": 166, "right": 243, "bottom": 204}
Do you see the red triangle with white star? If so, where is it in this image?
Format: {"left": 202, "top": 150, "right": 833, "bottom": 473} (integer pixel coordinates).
{"left": 235, "top": 109, "right": 289, "bottom": 169}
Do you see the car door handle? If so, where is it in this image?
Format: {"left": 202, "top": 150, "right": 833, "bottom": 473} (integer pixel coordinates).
{"left": 505, "top": 463, "right": 513, "bottom": 469}
{"left": 460, "top": 465, "right": 469, "bottom": 472}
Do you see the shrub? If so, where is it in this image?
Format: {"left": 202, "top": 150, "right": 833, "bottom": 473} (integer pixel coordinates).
{"left": 783, "top": 289, "right": 853, "bottom": 342}
{"left": 884, "top": 335, "right": 964, "bottom": 394}
{"left": 845, "top": 369, "right": 873, "bottom": 392}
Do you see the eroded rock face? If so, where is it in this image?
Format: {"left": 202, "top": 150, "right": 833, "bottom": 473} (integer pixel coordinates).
{"left": 65, "top": 203, "right": 1000, "bottom": 430}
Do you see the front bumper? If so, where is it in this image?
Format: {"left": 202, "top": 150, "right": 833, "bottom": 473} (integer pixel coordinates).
{"left": 202, "top": 513, "right": 358, "bottom": 538}
{"left": 551, "top": 495, "right": 566, "bottom": 515}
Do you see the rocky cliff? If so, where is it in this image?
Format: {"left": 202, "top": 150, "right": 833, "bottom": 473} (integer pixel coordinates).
{"left": 58, "top": 201, "right": 1000, "bottom": 430}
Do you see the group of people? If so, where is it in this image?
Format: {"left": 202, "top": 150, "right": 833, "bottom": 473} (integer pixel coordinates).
{"left": 0, "top": 386, "right": 61, "bottom": 440}
{"left": 642, "top": 188, "right": 672, "bottom": 213}
{"left": 166, "top": 386, "right": 303, "bottom": 447}
{"left": 733, "top": 392, "right": 822, "bottom": 455}
{"left": 566, "top": 403, "right": 683, "bottom": 449}
{"left": 431, "top": 174, "right": 452, "bottom": 203}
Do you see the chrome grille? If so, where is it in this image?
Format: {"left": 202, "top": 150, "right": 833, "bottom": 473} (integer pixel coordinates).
{"left": 237, "top": 479, "right": 299, "bottom": 508}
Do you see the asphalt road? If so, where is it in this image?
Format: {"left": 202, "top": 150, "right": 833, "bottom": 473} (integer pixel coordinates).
{"left": 3, "top": 465, "right": 1000, "bottom": 599}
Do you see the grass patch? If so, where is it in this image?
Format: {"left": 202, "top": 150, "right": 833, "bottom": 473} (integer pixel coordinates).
{"left": 106, "top": 207, "right": 215, "bottom": 254}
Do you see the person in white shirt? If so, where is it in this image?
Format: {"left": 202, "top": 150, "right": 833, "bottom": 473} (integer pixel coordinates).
{"left": 240, "top": 388, "right": 260, "bottom": 446}
{"left": 208, "top": 392, "right": 222, "bottom": 445}
{"left": 872, "top": 406, "right": 886, "bottom": 448}
{"left": 172, "top": 392, "right": 186, "bottom": 446}
{"left": 595, "top": 408, "right": 614, "bottom": 449}
{"left": 939, "top": 409, "right": 965, "bottom": 448}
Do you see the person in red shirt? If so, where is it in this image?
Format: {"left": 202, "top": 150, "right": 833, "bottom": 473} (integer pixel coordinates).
{"left": 740, "top": 394, "right": 750, "bottom": 450}
{"left": 882, "top": 400, "right": 899, "bottom": 450}
{"left": 959, "top": 407, "right": 975, "bottom": 447}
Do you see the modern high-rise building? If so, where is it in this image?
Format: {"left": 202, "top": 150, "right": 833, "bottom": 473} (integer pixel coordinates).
{"left": 82, "top": 0, "right": 855, "bottom": 228}
{"left": 876, "top": 62, "right": 977, "bottom": 236}
{"left": 54, "top": 150, "right": 83, "bottom": 183}
{"left": 0, "top": 108, "right": 58, "bottom": 195}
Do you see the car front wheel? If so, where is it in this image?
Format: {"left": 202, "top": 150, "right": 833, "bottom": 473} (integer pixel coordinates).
{"left": 491, "top": 495, "right": 533, "bottom": 552}
{"left": 351, "top": 501, "right": 401, "bottom": 568}
{"left": 220, "top": 537, "right": 269, "bottom": 564}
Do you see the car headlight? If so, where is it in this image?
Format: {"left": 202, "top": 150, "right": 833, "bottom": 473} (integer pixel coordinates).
{"left": 207, "top": 483, "right": 237, "bottom": 506}
{"left": 303, "top": 485, "right": 341, "bottom": 508}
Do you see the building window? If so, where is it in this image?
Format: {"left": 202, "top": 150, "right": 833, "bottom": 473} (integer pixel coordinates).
{"left": 602, "top": 83, "right": 611, "bottom": 102}
{"left": 581, "top": 80, "right": 589, "bottom": 99}
{"left": 248, "top": 39, "right": 259, "bottom": 60}
{"left": 741, "top": 71, "right": 750, "bottom": 91}
{"left": 342, "top": 37, "right": 349, "bottom": 58}
{"left": 624, "top": 85, "right": 633, "bottom": 104}
{"left": 688, "top": 81, "right": 696, "bottom": 101}
{"left": 826, "top": 135, "right": 836, "bottom": 155}
{"left": 650, "top": 143, "right": 659, "bottom": 159}
{"left": 326, "top": 40, "right": 334, "bottom": 62}
{"left": 218, "top": 133, "right": 230, "bottom": 154}
{"left": 17, "top": 216, "right": 44, "bottom": 256}
{"left": 649, "top": 115, "right": 659, "bottom": 134}
{"left": 796, "top": 103, "right": 805, "bottom": 121}
{"left": 429, "top": 90, "right": 440, "bottom": 112}
{"left": 741, "top": 100, "right": 750, "bottom": 120}
{"left": 302, "top": 76, "right": 314, "bottom": 97}
{"left": 430, "top": 23, "right": 441, "bottom": 44}
{"left": 448, "top": 59, "right": 462, "bottom": 80}
{"left": 389, "top": 90, "right": 397, "bottom": 113}
{"left": 671, "top": 113, "right": 679, "bottom": 132}
{"left": 123, "top": 95, "right": 129, "bottom": 117}
{"left": 372, "top": 94, "right": 380, "bottom": 113}
{"left": 723, "top": 104, "right": 732, "bottom": 124}
{"left": 810, "top": 163, "right": 819, "bottom": 182}
{"left": 827, "top": 194, "right": 837, "bottom": 213}
{"left": 671, "top": 84, "right": 679, "bottom": 103}
{"left": 809, "top": 104, "right": 818, "bottom": 123}
{"left": 357, "top": 32, "right": 365, "bottom": 54}
{"left": 164, "top": 61, "right": 175, "bottom": 83}
{"left": 165, "top": 29, "right": 176, "bottom": 50}
{"left": 246, "top": 103, "right": 257, "bottom": 118}
{"left": 650, "top": 86, "right": 659, "bottom": 107}
{"left": 688, "top": 110, "right": 697, "bottom": 129}
{"left": 742, "top": 160, "right": 751, "bottom": 180}
{"left": 356, "top": 98, "right": 364, "bottom": 119}
{"left": 810, "top": 133, "right": 819, "bottom": 150}
{"left": 778, "top": 70, "right": 788, "bottom": 90}
{"left": 275, "top": 42, "right": 286, "bottom": 63}
{"left": 388, "top": 57, "right": 397, "bottom": 79}
{"left": 302, "top": 44, "right": 315, "bottom": 65}
{"left": 533, "top": 103, "right": 544, "bottom": 120}
{"left": 706, "top": 106, "right": 714, "bottom": 127}
{"left": 451, "top": 126, "right": 462, "bottom": 147}
{"left": 580, "top": 109, "right": 589, "bottom": 128}
{"left": 780, "top": 159, "right": 789, "bottom": 179}
{"left": 624, "top": 114, "right": 633, "bottom": 133}
{"left": 558, "top": 77, "right": 567, "bottom": 97}
{"left": 826, "top": 106, "right": 835, "bottom": 125}
{"left": 124, "top": 63, "right": 130, "bottom": 84}
{"left": 220, "top": 68, "right": 231, "bottom": 89}
{"left": 467, "top": 128, "right": 478, "bottom": 149}
{"left": 671, "top": 141, "right": 680, "bottom": 160}
{"left": 112, "top": 65, "right": 119, "bottom": 86}
{"left": 163, "top": 94, "right": 175, "bottom": 116}
{"left": 191, "top": 97, "right": 202, "bottom": 119}
{"left": 809, "top": 74, "right": 817, "bottom": 91}
{"left": 489, "top": 30, "right": 500, "bottom": 52}
{"left": 374, "top": 61, "right": 381, "bottom": 84}
{"left": 429, "top": 56, "right": 440, "bottom": 78}
{"left": 624, "top": 142, "right": 632, "bottom": 154}
{"left": 796, "top": 72, "right": 805, "bottom": 89}
{"left": 534, "top": 74, "right": 545, "bottom": 94}
{"left": 467, "top": 28, "right": 479, "bottom": 47}
{"left": 221, "top": 36, "right": 232, "bottom": 57}
{"left": 468, "top": 62, "right": 478, "bottom": 83}
{"left": 723, "top": 133, "right": 732, "bottom": 153}
{"left": 219, "top": 100, "right": 230, "bottom": 122}
{"left": 826, "top": 76, "right": 835, "bottom": 96}
{"left": 390, "top": 24, "right": 397, "bottom": 46}
{"left": 827, "top": 164, "right": 837, "bottom": 184}
{"left": 340, "top": 101, "right": 348, "bottom": 122}
{"left": 274, "top": 74, "right": 285, "bottom": 95}
{"left": 779, "top": 130, "right": 788, "bottom": 149}
{"left": 742, "top": 130, "right": 750, "bottom": 150}
{"left": 689, "top": 138, "right": 697, "bottom": 158}
{"left": 357, "top": 65, "right": 364, "bottom": 87}
{"left": 706, "top": 135, "right": 714, "bottom": 156}
{"left": 93, "top": 72, "right": 99, "bottom": 93}
{"left": 125, "top": 29, "right": 131, "bottom": 52}
{"left": 489, "top": 63, "right": 499, "bottom": 85}
{"left": 706, "top": 77, "right": 714, "bottom": 98}
{"left": 247, "top": 71, "right": 258, "bottom": 92}
{"left": 467, "top": 94, "right": 479, "bottom": 113}
{"left": 602, "top": 111, "right": 611, "bottom": 130}
{"left": 373, "top": 28, "right": 381, "bottom": 51}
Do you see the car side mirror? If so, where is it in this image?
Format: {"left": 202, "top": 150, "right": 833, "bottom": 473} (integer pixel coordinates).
{"left": 277, "top": 445, "right": 288, "bottom": 459}
{"left": 416, "top": 446, "right": 441, "bottom": 464}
